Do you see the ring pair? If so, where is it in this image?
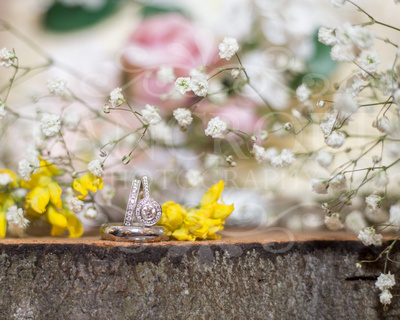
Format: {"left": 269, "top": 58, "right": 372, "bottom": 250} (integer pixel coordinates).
{"left": 100, "top": 176, "right": 167, "bottom": 242}
{"left": 123, "top": 176, "right": 162, "bottom": 227}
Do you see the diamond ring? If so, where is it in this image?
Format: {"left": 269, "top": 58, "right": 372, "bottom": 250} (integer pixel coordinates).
{"left": 123, "top": 179, "right": 141, "bottom": 226}
{"left": 135, "top": 176, "right": 162, "bottom": 226}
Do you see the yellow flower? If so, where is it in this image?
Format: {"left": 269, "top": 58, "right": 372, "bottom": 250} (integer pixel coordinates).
{"left": 46, "top": 204, "right": 84, "bottom": 238}
{"left": 21, "top": 160, "right": 62, "bottom": 214}
{"left": 73, "top": 173, "right": 103, "bottom": 200}
{"left": 0, "top": 169, "right": 19, "bottom": 237}
{"left": 158, "top": 180, "right": 234, "bottom": 241}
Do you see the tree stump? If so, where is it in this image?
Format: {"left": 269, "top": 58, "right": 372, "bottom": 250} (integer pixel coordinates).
{"left": 0, "top": 233, "right": 398, "bottom": 320}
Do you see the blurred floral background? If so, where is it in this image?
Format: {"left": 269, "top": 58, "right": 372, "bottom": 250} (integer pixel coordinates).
{"left": 1, "top": 0, "right": 400, "bottom": 241}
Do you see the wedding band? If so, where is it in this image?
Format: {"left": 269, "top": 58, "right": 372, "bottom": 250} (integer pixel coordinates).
{"left": 123, "top": 179, "right": 141, "bottom": 226}
{"left": 135, "top": 176, "right": 162, "bottom": 226}
{"left": 100, "top": 223, "right": 168, "bottom": 242}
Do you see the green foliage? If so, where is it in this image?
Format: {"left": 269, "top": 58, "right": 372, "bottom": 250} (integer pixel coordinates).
{"left": 140, "top": 4, "right": 186, "bottom": 17}
{"left": 44, "top": 0, "right": 118, "bottom": 32}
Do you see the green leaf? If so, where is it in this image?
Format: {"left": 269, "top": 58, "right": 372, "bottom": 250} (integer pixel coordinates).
{"left": 307, "top": 29, "right": 337, "bottom": 76}
{"left": 141, "top": 4, "right": 186, "bottom": 17}
{"left": 44, "top": 0, "right": 118, "bottom": 32}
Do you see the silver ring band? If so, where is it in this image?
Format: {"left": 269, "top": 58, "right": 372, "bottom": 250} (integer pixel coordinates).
{"left": 100, "top": 223, "right": 168, "bottom": 242}
{"left": 123, "top": 179, "right": 141, "bottom": 226}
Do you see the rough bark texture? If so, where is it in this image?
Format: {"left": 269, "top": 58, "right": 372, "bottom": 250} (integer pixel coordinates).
{"left": 0, "top": 236, "right": 398, "bottom": 320}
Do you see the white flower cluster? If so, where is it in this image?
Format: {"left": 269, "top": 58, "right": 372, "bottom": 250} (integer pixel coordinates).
{"left": 173, "top": 108, "right": 193, "bottom": 129}
{"left": 63, "top": 111, "right": 80, "bottom": 130}
{"left": 174, "top": 73, "right": 209, "bottom": 97}
{"left": 270, "top": 149, "right": 295, "bottom": 168}
{"left": 141, "top": 104, "right": 161, "bottom": 125}
{"left": 88, "top": 159, "right": 103, "bottom": 177}
{"left": 18, "top": 154, "right": 40, "bottom": 181}
{"left": 365, "top": 192, "right": 382, "bottom": 213}
{"left": 311, "top": 174, "right": 347, "bottom": 195}
{"left": 375, "top": 272, "right": 396, "bottom": 306}
{"left": 324, "top": 213, "right": 344, "bottom": 231}
{"left": 109, "top": 87, "right": 124, "bottom": 108}
{"left": 186, "top": 169, "right": 203, "bottom": 187}
{"left": 296, "top": 83, "right": 311, "bottom": 103}
{"left": 47, "top": 77, "right": 67, "bottom": 96}
{"left": 0, "top": 47, "right": 15, "bottom": 68}
{"left": 0, "top": 172, "right": 12, "bottom": 187}
{"left": 358, "top": 227, "right": 382, "bottom": 246}
{"left": 319, "top": 23, "right": 376, "bottom": 64}
{"left": 84, "top": 206, "right": 98, "bottom": 220}
{"left": 219, "top": 37, "right": 239, "bottom": 61}
{"left": 40, "top": 113, "right": 61, "bottom": 137}
{"left": 157, "top": 66, "right": 176, "bottom": 84}
{"left": 66, "top": 196, "right": 84, "bottom": 213}
{"left": 6, "top": 206, "right": 29, "bottom": 237}
{"left": 205, "top": 117, "right": 227, "bottom": 139}
{"left": 251, "top": 145, "right": 295, "bottom": 168}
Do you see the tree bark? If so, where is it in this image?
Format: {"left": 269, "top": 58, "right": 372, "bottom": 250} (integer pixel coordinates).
{"left": 0, "top": 235, "right": 398, "bottom": 320}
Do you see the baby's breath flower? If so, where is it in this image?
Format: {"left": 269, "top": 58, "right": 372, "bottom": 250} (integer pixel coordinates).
{"left": 109, "top": 87, "right": 124, "bottom": 108}
{"left": 190, "top": 76, "right": 209, "bottom": 97}
{"left": 0, "top": 173, "right": 12, "bottom": 187}
{"left": 103, "top": 104, "right": 110, "bottom": 114}
{"left": 316, "top": 100, "right": 326, "bottom": 108}
{"left": 88, "top": 159, "right": 103, "bottom": 177}
{"left": 270, "top": 149, "right": 295, "bottom": 168}
{"left": 231, "top": 69, "right": 240, "bottom": 78}
{"left": 296, "top": 83, "right": 311, "bottom": 103}
{"left": 318, "top": 27, "right": 337, "bottom": 46}
{"left": 63, "top": 111, "right": 80, "bottom": 130}
{"left": 325, "top": 131, "right": 346, "bottom": 149}
{"left": 18, "top": 155, "right": 40, "bottom": 181}
{"left": 345, "top": 210, "right": 367, "bottom": 233}
{"left": 142, "top": 104, "right": 161, "bottom": 125}
{"left": 84, "top": 206, "right": 98, "bottom": 220}
{"left": 311, "top": 178, "right": 329, "bottom": 194}
{"left": 345, "top": 75, "right": 362, "bottom": 97}
{"left": 350, "top": 26, "right": 375, "bottom": 49}
{"left": 205, "top": 117, "right": 227, "bottom": 139}
{"left": 6, "top": 206, "right": 29, "bottom": 237}
{"left": 204, "top": 153, "right": 220, "bottom": 169}
{"left": 66, "top": 196, "right": 84, "bottom": 213}
{"left": 320, "top": 113, "right": 337, "bottom": 136}
{"left": 40, "top": 113, "right": 61, "bottom": 137}
{"left": 0, "top": 47, "right": 15, "bottom": 68}
{"left": 316, "top": 150, "right": 334, "bottom": 168}
{"left": 186, "top": 169, "right": 203, "bottom": 187}
{"left": 389, "top": 204, "right": 400, "bottom": 226}
{"left": 375, "top": 272, "right": 396, "bottom": 291}
{"left": 283, "top": 122, "right": 292, "bottom": 130}
{"left": 325, "top": 213, "right": 344, "bottom": 230}
{"left": 0, "top": 100, "right": 7, "bottom": 119}
{"left": 252, "top": 144, "right": 267, "bottom": 164}
{"left": 47, "top": 77, "right": 67, "bottom": 96}
{"left": 331, "top": 43, "right": 359, "bottom": 63}
{"left": 358, "top": 227, "right": 383, "bottom": 246}
{"left": 357, "top": 50, "right": 380, "bottom": 79}
{"left": 122, "top": 155, "right": 131, "bottom": 165}
{"left": 173, "top": 108, "right": 193, "bottom": 128}
{"left": 366, "top": 192, "right": 382, "bottom": 212}
{"left": 333, "top": 92, "right": 359, "bottom": 116}
{"left": 380, "top": 290, "right": 393, "bottom": 306}
{"left": 375, "top": 171, "right": 389, "bottom": 188}
{"left": 218, "top": 37, "right": 239, "bottom": 61}
{"left": 329, "top": 173, "right": 347, "bottom": 191}
{"left": 174, "top": 77, "right": 191, "bottom": 95}
{"left": 157, "top": 66, "right": 176, "bottom": 84}
{"left": 372, "top": 116, "right": 391, "bottom": 134}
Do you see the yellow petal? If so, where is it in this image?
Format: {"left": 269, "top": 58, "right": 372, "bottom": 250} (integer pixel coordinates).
{"left": 46, "top": 205, "right": 68, "bottom": 229}
{"left": 73, "top": 173, "right": 103, "bottom": 200}
{"left": 66, "top": 213, "right": 84, "bottom": 238}
{"left": 0, "top": 211, "right": 6, "bottom": 238}
{"left": 172, "top": 227, "right": 196, "bottom": 241}
{"left": 159, "top": 201, "right": 185, "bottom": 232}
{"left": 212, "top": 204, "right": 234, "bottom": 219}
{"left": 48, "top": 181, "right": 62, "bottom": 210}
{"left": 39, "top": 159, "right": 60, "bottom": 177}
{"left": 26, "top": 187, "right": 50, "bottom": 213}
{"left": 51, "top": 225, "right": 67, "bottom": 237}
{"left": 200, "top": 180, "right": 224, "bottom": 206}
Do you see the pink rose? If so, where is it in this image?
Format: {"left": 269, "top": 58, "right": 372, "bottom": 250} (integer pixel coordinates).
{"left": 121, "top": 14, "right": 219, "bottom": 111}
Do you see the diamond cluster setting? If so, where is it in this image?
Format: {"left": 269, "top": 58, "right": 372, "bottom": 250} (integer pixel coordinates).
{"left": 134, "top": 176, "right": 162, "bottom": 226}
